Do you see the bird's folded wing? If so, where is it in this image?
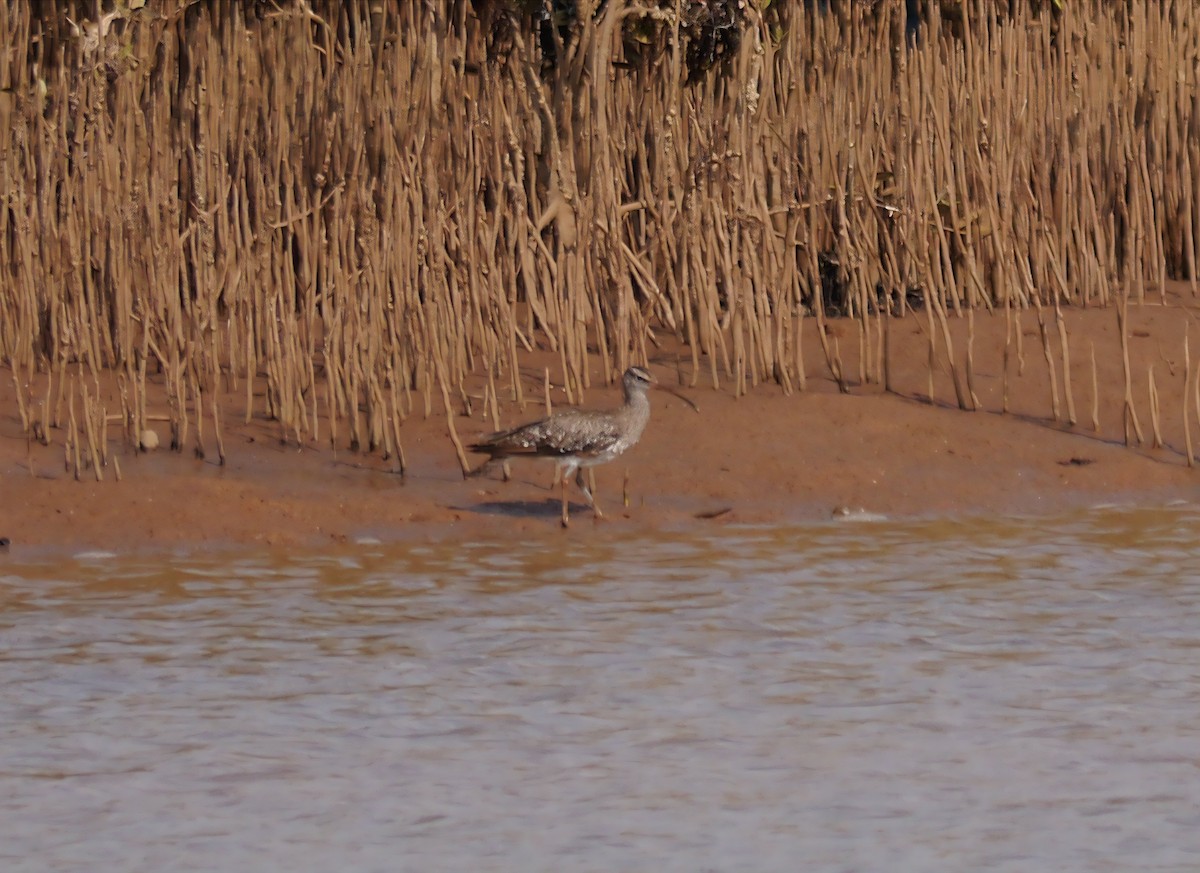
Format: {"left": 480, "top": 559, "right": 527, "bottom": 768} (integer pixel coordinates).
{"left": 476, "top": 410, "right": 621, "bottom": 457}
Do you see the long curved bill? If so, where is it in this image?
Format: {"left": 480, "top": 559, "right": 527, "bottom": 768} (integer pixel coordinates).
{"left": 656, "top": 383, "right": 700, "bottom": 413}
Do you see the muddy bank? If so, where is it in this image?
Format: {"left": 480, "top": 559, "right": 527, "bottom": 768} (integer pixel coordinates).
{"left": 3, "top": 298, "right": 1199, "bottom": 554}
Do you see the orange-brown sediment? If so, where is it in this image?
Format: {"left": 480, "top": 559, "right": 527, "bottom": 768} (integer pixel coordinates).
{"left": 4, "top": 4, "right": 1200, "bottom": 551}
{"left": 4, "top": 298, "right": 1199, "bottom": 553}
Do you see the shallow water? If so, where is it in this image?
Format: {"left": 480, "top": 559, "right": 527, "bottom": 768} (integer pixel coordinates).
{"left": 3, "top": 506, "right": 1200, "bottom": 872}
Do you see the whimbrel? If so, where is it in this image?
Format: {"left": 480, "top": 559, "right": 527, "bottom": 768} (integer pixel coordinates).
{"left": 468, "top": 366, "right": 657, "bottom": 527}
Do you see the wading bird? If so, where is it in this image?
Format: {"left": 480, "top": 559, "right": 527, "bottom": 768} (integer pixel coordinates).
{"left": 468, "top": 366, "right": 659, "bottom": 527}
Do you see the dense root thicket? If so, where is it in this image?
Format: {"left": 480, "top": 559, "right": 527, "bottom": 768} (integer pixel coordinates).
{"left": 1, "top": 0, "right": 1198, "bottom": 467}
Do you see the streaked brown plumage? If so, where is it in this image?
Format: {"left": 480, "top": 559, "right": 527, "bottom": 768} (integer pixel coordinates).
{"left": 468, "top": 366, "right": 657, "bottom": 526}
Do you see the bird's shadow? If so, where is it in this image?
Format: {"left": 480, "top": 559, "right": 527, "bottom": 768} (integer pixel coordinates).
{"left": 453, "top": 498, "right": 589, "bottom": 519}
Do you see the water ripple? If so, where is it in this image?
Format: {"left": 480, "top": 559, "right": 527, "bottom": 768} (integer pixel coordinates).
{"left": 2, "top": 505, "right": 1200, "bottom": 872}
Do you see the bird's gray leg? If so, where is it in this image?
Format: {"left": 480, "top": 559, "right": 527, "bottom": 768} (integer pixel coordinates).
{"left": 575, "top": 468, "right": 605, "bottom": 520}
{"left": 559, "top": 463, "right": 570, "bottom": 528}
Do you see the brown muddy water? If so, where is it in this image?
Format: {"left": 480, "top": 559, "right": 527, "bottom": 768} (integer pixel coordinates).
{"left": 3, "top": 506, "right": 1200, "bottom": 872}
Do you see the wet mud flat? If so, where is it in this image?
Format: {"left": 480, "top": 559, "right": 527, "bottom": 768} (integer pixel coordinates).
{"left": 4, "top": 302, "right": 1200, "bottom": 555}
